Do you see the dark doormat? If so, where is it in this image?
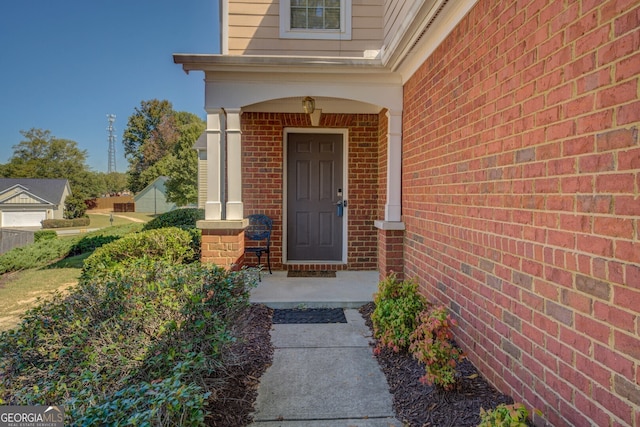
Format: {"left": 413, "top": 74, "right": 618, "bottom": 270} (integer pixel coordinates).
{"left": 273, "top": 308, "right": 347, "bottom": 324}
{"left": 287, "top": 270, "right": 337, "bottom": 278}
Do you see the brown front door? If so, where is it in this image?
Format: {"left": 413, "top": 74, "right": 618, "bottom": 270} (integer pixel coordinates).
{"left": 287, "top": 133, "right": 344, "bottom": 261}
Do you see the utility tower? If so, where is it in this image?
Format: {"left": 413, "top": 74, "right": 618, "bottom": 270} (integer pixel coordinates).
{"left": 107, "top": 114, "right": 117, "bottom": 173}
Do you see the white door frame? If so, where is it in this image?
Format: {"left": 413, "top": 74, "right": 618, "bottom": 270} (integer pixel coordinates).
{"left": 283, "top": 127, "right": 349, "bottom": 265}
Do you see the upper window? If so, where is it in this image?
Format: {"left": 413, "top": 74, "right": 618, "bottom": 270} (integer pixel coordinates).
{"left": 280, "top": 0, "right": 352, "bottom": 40}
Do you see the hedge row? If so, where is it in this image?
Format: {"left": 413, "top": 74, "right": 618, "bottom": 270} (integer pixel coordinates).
{"left": 42, "top": 217, "right": 90, "bottom": 229}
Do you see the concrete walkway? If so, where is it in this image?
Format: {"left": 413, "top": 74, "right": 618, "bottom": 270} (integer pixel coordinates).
{"left": 249, "top": 271, "right": 402, "bottom": 427}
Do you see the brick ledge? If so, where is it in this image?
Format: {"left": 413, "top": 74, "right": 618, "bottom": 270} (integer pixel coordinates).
{"left": 197, "top": 219, "right": 249, "bottom": 230}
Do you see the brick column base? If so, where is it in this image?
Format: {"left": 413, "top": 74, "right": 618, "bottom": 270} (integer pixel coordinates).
{"left": 198, "top": 219, "right": 248, "bottom": 270}
{"left": 377, "top": 227, "right": 405, "bottom": 281}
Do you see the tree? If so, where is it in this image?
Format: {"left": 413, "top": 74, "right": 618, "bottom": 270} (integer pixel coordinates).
{"left": 64, "top": 193, "right": 88, "bottom": 219}
{"left": 122, "top": 99, "right": 175, "bottom": 192}
{"left": 164, "top": 112, "right": 205, "bottom": 206}
{"left": 122, "top": 100, "right": 204, "bottom": 202}
{"left": 0, "top": 128, "right": 101, "bottom": 201}
{"left": 97, "top": 172, "right": 129, "bottom": 195}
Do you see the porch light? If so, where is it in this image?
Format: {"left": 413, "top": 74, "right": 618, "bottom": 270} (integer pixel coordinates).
{"left": 302, "top": 96, "right": 322, "bottom": 126}
{"left": 302, "top": 96, "right": 315, "bottom": 114}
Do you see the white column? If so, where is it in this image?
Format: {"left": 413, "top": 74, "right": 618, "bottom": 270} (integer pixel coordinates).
{"left": 204, "top": 109, "right": 223, "bottom": 220}
{"left": 225, "top": 108, "right": 243, "bottom": 220}
{"left": 385, "top": 110, "right": 402, "bottom": 222}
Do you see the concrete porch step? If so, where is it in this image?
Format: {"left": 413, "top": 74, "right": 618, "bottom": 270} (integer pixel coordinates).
{"left": 248, "top": 270, "right": 379, "bottom": 309}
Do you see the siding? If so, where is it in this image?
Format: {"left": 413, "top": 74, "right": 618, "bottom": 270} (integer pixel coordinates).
{"left": 228, "top": 0, "right": 384, "bottom": 57}
{"left": 382, "top": 0, "right": 414, "bottom": 52}
{"left": 402, "top": 0, "right": 640, "bottom": 426}
{"left": 198, "top": 151, "right": 207, "bottom": 210}
{"left": 2, "top": 194, "right": 40, "bottom": 204}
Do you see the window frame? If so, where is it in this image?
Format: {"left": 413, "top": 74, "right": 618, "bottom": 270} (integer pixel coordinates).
{"left": 280, "top": 0, "right": 352, "bottom": 40}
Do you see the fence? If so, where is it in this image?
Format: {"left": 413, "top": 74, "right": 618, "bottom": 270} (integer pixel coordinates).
{"left": 86, "top": 196, "right": 134, "bottom": 211}
{"left": 0, "top": 228, "right": 35, "bottom": 255}
{"left": 113, "top": 203, "right": 135, "bottom": 212}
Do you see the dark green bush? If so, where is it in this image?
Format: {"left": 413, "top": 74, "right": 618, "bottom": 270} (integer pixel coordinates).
{"left": 371, "top": 273, "right": 427, "bottom": 352}
{"left": 68, "top": 234, "right": 122, "bottom": 256}
{"left": 143, "top": 208, "right": 204, "bottom": 231}
{"left": 34, "top": 230, "right": 57, "bottom": 242}
{"left": 42, "top": 217, "right": 90, "bottom": 229}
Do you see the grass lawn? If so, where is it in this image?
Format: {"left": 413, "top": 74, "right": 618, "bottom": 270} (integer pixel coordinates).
{"left": 85, "top": 212, "right": 154, "bottom": 228}
{"left": 0, "top": 254, "right": 88, "bottom": 332}
{"left": 0, "top": 213, "right": 154, "bottom": 332}
{"left": 43, "top": 212, "right": 154, "bottom": 233}
{"left": 90, "top": 211, "right": 154, "bottom": 223}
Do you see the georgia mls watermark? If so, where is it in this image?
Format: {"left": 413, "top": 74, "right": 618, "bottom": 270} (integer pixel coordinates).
{"left": 0, "top": 406, "right": 64, "bottom": 427}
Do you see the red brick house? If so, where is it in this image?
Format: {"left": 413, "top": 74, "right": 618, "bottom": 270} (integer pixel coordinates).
{"left": 175, "top": 0, "right": 639, "bottom": 425}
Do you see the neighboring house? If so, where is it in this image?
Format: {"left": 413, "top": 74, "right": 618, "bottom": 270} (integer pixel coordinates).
{"left": 175, "top": 1, "right": 639, "bottom": 426}
{"left": 134, "top": 176, "right": 176, "bottom": 214}
{"left": 0, "top": 178, "right": 71, "bottom": 228}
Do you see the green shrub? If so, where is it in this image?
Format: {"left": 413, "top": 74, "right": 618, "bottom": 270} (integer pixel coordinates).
{"left": 74, "top": 367, "right": 209, "bottom": 426}
{"left": 478, "top": 403, "right": 530, "bottom": 427}
{"left": 63, "top": 193, "right": 88, "bottom": 219}
{"left": 0, "top": 238, "right": 75, "bottom": 274}
{"left": 0, "top": 219, "right": 253, "bottom": 423}
{"left": 81, "top": 227, "right": 196, "bottom": 281}
{"left": 142, "top": 209, "right": 203, "bottom": 261}
{"left": 409, "top": 305, "right": 465, "bottom": 390}
{"left": 42, "top": 217, "right": 90, "bottom": 229}
{"left": 34, "top": 230, "right": 57, "bottom": 242}
{"left": 371, "top": 273, "right": 427, "bottom": 352}
{"left": 0, "top": 260, "right": 255, "bottom": 424}
{"left": 68, "top": 234, "right": 122, "bottom": 256}
{"left": 143, "top": 208, "right": 204, "bottom": 231}
{"left": 0, "top": 224, "right": 142, "bottom": 275}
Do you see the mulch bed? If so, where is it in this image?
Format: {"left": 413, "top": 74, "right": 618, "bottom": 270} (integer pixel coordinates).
{"left": 211, "top": 303, "right": 518, "bottom": 427}
{"left": 359, "top": 302, "right": 515, "bottom": 427}
{"left": 205, "top": 303, "right": 274, "bottom": 427}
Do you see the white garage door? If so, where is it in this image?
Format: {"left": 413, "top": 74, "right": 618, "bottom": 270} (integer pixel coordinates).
{"left": 2, "top": 211, "right": 47, "bottom": 227}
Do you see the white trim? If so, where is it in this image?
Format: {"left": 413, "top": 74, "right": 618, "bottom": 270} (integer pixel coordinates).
{"left": 394, "top": 0, "right": 478, "bottom": 82}
{"left": 374, "top": 220, "right": 405, "bottom": 231}
{"left": 283, "top": 127, "right": 349, "bottom": 265}
{"left": 225, "top": 108, "right": 243, "bottom": 220}
{"left": 219, "top": 0, "right": 228, "bottom": 54}
{"left": 204, "top": 110, "right": 224, "bottom": 220}
{"left": 279, "top": 0, "right": 352, "bottom": 40}
{"left": 204, "top": 71, "right": 403, "bottom": 113}
{"left": 385, "top": 110, "right": 402, "bottom": 222}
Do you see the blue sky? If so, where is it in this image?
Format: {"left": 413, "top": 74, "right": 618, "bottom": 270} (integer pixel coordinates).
{"left": 0, "top": 0, "right": 219, "bottom": 172}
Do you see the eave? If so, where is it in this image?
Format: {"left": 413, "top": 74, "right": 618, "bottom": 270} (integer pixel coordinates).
{"left": 173, "top": 54, "right": 388, "bottom": 75}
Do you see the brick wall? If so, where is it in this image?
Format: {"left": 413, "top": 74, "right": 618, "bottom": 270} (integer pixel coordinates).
{"left": 201, "top": 228, "right": 245, "bottom": 269}
{"left": 241, "top": 112, "right": 379, "bottom": 270}
{"left": 402, "top": 1, "right": 639, "bottom": 426}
